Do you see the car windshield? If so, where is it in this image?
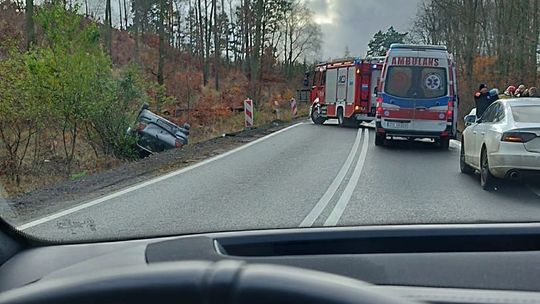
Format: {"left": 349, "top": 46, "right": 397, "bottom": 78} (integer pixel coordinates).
{"left": 385, "top": 66, "right": 448, "bottom": 99}
{"left": 1, "top": 0, "right": 540, "bottom": 242}
{"left": 512, "top": 106, "right": 540, "bottom": 123}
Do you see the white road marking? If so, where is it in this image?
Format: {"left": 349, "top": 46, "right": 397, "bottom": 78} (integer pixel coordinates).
{"left": 16, "top": 122, "right": 305, "bottom": 231}
{"left": 450, "top": 139, "right": 461, "bottom": 149}
{"left": 299, "top": 128, "right": 363, "bottom": 227}
{"left": 324, "top": 128, "right": 370, "bottom": 226}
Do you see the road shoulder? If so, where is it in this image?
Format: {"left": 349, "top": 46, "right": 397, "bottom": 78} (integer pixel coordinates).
{"left": 7, "top": 118, "right": 308, "bottom": 224}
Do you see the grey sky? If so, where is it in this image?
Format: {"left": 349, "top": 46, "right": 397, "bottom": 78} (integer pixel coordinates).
{"left": 305, "top": 0, "right": 421, "bottom": 60}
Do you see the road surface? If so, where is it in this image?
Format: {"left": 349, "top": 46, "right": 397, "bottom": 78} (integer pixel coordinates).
{"left": 15, "top": 120, "right": 540, "bottom": 241}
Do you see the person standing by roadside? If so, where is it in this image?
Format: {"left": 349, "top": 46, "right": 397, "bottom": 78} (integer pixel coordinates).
{"left": 501, "top": 85, "right": 516, "bottom": 98}
{"left": 474, "top": 84, "right": 497, "bottom": 117}
{"left": 515, "top": 84, "right": 527, "bottom": 97}
{"left": 528, "top": 87, "right": 538, "bottom": 98}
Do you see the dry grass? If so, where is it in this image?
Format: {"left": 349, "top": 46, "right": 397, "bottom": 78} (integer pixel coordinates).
{"left": 189, "top": 103, "right": 309, "bottom": 145}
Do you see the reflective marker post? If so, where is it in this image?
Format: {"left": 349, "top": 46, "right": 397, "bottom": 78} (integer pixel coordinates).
{"left": 244, "top": 98, "right": 254, "bottom": 129}
{"left": 290, "top": 98, "right": 297, "bottom": 117}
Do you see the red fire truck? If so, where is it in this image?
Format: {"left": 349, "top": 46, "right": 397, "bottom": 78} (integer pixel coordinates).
{"left": 310, "top": 57, "right": 384, "bottom": 126}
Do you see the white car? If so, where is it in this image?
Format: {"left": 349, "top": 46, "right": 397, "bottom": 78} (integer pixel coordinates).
{"left": 461, "top": 98, "right": 540, "bottom": 190}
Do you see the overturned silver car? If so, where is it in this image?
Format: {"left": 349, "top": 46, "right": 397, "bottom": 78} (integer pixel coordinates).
{"left": 128, "top": 104, "right": 190, "bottom": 157}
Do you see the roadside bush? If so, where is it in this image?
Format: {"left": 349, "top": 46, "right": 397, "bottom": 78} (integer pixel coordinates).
{"left": 0, "top": 46, "right": 39, "bottom": 186}
{"left": 0, "top": 4, "right": 147, "bottom": 191}
{"left": 87, "top": 67, "right": 147, "bottom": 160}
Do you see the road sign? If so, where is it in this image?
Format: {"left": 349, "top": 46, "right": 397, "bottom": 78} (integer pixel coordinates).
{"left": 244, "top": 98, "right": 254, "bottom": 128}
{"left": 290, "top": 98, "right": 297, "bottom": 116}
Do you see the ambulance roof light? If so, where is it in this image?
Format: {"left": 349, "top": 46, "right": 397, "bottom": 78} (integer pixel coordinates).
{"left": 390, "top": 44, "right": 448, "bottom": 51}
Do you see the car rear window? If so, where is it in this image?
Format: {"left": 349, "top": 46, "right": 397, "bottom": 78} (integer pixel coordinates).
{"left": 384, "top": 66, "right": 447, "bottom": 99}
{"left": 512, "top": 106, "right": 540, "bottom": 123}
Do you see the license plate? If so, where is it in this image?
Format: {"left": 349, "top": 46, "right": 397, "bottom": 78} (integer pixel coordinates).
{"left": 387, "top": 122, "right": 409, "bottom": 129}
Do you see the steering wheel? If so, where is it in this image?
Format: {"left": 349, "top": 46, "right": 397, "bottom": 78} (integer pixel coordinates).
{"left": 0, "top": 261, "right": 419, "bottom": 304}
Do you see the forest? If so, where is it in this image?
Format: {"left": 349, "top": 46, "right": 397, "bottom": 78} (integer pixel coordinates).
{"left": 0, "top": 0, "right": 321, "bottom": 193}
{"left": 411, "top": 0, "right": 540, "bottom": 112}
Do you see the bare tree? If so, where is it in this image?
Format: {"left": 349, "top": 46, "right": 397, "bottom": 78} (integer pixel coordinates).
{"left": 282, "top": 1, "right": 321, "bottom": 76}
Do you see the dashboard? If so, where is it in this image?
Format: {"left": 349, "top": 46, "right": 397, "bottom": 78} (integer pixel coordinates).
{"left": 3, "top": 223, "right": 540, "bottom": 303}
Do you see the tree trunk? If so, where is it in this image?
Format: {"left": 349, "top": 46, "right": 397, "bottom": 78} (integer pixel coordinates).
{"left": 189, "top": 0, "right": 193, "bottom": 54}
{"left": 529, "top": 0, "right": 539, "bottom": 84}
{"left": 242, "top": 0, "right": 250, "bottom": 76}
{"left": 213, "top": 0, "right": 220, "bottom": 91}
{"left": 222, "top": 0, "right": 229, "bottom": 65}
{"left": 134, "top": 0, "right": 140, "bottom": 64}
{"left": 118, "top": 0, "right": 123, "bottom": 29}
{"left": 197, "top": 0, "right": 208, "bottom": 85}
{"left": 463, "top": 0, "right": 478, "bottom": 96}
{"left": 157, "top": 0, "right": 166, "bottom": 112}
{"left": 105, "top": 0, "right": 113, "bottom": 56}
{"left": 25, "top": 0, "right": 34, "bottom": 49}
{"left": 123, "top": 0, "right": 128, "bottom": 29}
{"left": 251, "top": 0, "right": 263, "bottom": 83}
{"left": 204, "top": 0, "right": 211, "bottom": 86}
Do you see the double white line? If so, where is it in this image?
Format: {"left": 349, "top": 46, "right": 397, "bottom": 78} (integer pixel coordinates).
{"left": 300, "top": 128, "right": 370, "bottom": 227}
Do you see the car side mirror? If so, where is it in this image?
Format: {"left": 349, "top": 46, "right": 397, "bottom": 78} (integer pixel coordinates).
{"left": 464, "top": 115, "right": 477, "bottom": 127}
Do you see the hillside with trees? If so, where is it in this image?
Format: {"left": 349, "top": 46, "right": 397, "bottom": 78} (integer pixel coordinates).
{"left": 411, "top": 0, "right": 539, "bottom": 116}
{"left": 0, "top": 0, "right": 321, "bottom": 194}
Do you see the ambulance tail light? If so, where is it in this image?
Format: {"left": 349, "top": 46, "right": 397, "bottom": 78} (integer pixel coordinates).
{"left": 446, "top": 100, "right": 454, "bottom": 121}
{"left": 376, "top": 97, "right": 383, "bottom": 119}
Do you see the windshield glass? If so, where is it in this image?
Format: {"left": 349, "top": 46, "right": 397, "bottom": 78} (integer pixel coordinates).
{"left": 385, "top": 66, "right": 448, "bottom": 99}
{"left": 512, "top": 106, "right": 540, "bottom": 123}
{"left": 1, "top": 0, "right": 540, "bottom": 242}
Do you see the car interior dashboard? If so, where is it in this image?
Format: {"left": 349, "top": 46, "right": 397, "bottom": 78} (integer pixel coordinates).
{"left": 2, "top": 223, "right": 540, "bottom": 303}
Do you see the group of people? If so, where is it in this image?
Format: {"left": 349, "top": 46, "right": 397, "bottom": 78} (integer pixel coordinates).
{"left": 474, "top": 83, "right": 539, "bottom": 117}
{"left": 502, "top": 84, "right": 538, "bottom": 98}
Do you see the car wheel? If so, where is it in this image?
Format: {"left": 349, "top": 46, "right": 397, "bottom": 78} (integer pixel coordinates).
{"left": 337, "top": 108, "right": 345, "bottom": 127}
{"left": 375, "top": 133, "right": 385, "bottom": 146}
{"left": 480, "top": 147, "right": 497, "bottom": 191}
{"left": 311, "top": 106, "right": 325, "bottom": 125}
{"left": 460, "top": 142, "right": 475, "bottom": 174}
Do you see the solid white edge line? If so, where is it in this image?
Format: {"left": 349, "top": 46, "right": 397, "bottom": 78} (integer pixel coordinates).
{"left": 299, "top": 128, "right": 363, "bottom": 227}
{"left": 324, "top": 128, "right": 370, "bottom": 226}
{"left": 16, "top": 122, "right": 305, "bottom": 231}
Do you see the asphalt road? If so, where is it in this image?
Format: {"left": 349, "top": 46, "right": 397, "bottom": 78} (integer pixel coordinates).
{"left": 15, "top": 120, "right": 540, "bottom": 241}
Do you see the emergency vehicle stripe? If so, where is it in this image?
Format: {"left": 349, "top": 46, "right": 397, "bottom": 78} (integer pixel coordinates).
{"left": 384, "top": 110, "right": 445, "bottom": 120}
{"left": 384, "top": 109, "right": 414, "bottom": 119}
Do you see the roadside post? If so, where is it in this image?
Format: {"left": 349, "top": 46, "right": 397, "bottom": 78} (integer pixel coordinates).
{"left": 290, "top": 98, "right": 297, "bottom": 117}
{"left": 244, "top": 98, "right": 254, "bottom": 129}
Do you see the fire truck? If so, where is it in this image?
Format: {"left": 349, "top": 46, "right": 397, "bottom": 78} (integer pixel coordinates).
{"left": 310, "top": 57, "right": 384, "bottom": 126}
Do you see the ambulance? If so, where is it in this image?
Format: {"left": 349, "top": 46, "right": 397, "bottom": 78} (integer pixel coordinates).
{"left": 375, "top": 44, "right": 459, "bottom": 149}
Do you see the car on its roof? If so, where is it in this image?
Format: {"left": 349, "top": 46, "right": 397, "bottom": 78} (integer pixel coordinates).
{"left": 128, "top": 104, "right": 190, "bottom": 157}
